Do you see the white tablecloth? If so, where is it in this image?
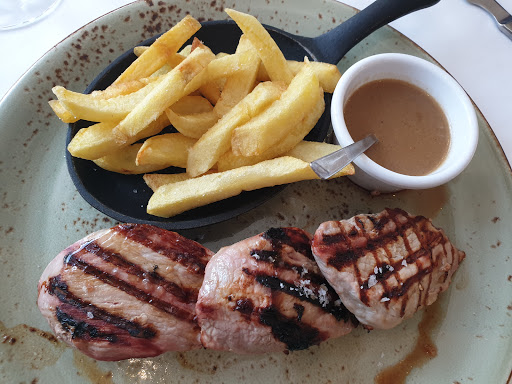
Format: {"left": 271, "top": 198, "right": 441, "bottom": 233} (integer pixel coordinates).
{"left": 1, "top": 0, "right": 511, "bottom": 164}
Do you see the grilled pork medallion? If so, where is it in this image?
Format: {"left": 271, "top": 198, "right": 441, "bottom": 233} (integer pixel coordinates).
{"left": 196, "top": 227, "right": 356, "bottom": 354}
{"left": 37, "top": 224, "right": 213, "bottom": 361}
{"left": 311, "top": 208, "right": 465, "bottom": 330}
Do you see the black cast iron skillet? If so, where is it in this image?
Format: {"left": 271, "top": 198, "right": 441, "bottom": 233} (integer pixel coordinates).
{"left": 67, "top": 0, "right": 440, "bottom": 230}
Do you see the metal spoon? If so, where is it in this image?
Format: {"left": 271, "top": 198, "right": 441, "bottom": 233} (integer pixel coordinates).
{"left": 311, "top": 135, "right": 378, "bottom": 179}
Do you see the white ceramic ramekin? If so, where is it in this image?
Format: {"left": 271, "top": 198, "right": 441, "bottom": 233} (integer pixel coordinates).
{"left": 331, "top": 53, "right": 478, "bottom": 193}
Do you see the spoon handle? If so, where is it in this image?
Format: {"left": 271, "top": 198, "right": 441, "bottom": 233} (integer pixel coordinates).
{"left": 309, "top": 0, "right": 440, "bottom": 64}
{"left": 310, "top": 135, "right": 378, "bottom": 180}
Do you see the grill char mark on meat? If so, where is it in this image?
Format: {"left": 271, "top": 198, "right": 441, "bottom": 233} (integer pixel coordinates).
{"left": 38, "top": 224, "right": 213, "bottom": 360}
{"left": 312, "top": 208, "right": 465, "bottom": 329}
{"left": 49, "top": 275, "right": 156, "bottom": 340}
{"left": 80, "top": 242, "right": 198, "bottom": 304}
{"left": 55, "top": 307, "right": 117, "bottom": 343}
{"left": 262, "top": 227, "right": 315, "bottom": 261}
{"left": 247, "top": 228, "right": 353, "bottom": 350}
{"left": 113, "top": 223, "right": 210, "bottom": 274}
{"left": 322, "top": 209, "right": 443, "bottom": 306}
{"left": 246, "top": 271, "right": 354, "bottom": 324}
{"left": 63, "top": 252, "right": 195, "bottom": 322}
{"left": 251, "top": 228, "right": 352, "bottom": 319}
{"left": 197, "top": 227, "right": 356, "bottom": 353}
{"left": 258, "top": 306, "right": 323, "bottom": 351}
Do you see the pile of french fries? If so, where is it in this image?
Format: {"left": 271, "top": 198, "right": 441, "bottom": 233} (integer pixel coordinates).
{"left": 50, "top": 9, "right": 354, "bottom": 218}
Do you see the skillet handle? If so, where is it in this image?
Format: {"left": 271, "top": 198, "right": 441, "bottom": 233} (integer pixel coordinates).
{"left": 310, "top": 0, "right": 440, "bottom": 64}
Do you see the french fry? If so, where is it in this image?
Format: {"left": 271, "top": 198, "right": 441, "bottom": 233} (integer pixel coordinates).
{"left": 231, "top": 62, "right": 322, "bottom": 156}
{"left": 159, "top": 49, "right": 261, "bottom": 102}
{"left": 286, "top": 141, "right": 355, "bottom": 177}
{"left": 188, "top": 38, "right": 223, "bottom": 105}
{"left": 135, "top": 46, "right": 188, "bottom": 68}
{"left": 112, "top": 15, "right": 201, "bottom": 85}
{"left": 149, "top": 64, "right": 173, "bottom": 78}
{"left": 198, "top": 82, "right": 221, "bottom": 105}
{"left": 49, "top": 99, "right": 78, "bottom": 123}
{"left": 143, "top": 171, "right": 217, "bottom": 191}
{"left": 147, "top": 156, "right": 320, "bottom": 217}
{"left": 172, "top": 95, "right": 213, "bottom": 114}
{"left": 206, "top": 50, "right": 258, "bottom": 78}
{"left": 136, "top": 133, "right": 196, "bottom": 168}
{"left": 179, "top": 44, "right": 193, "bottom": 57}
{"left": 68, "top": 113, "right": 170, "bottom": 160}
{"left": 218, "top": 140, "right": 355, "bottom": 176}
{"left": 257, "top": 60, "right": 341, "bottom": 93}
{"left": 133, "top": 46, "right": 148, "bottom": 57}
{"left": 49, "top": 11, "right": 354, "bottom": 220}
{"left": 187, "top": 81, "right": 285, "bottom": 177}
{"left": 88, "top": 79, "right": 151, "bottom": 99}
{"left": 143, "top": 173, "right": 194, "bottom": 191}
{"left": 113, "top": 46, "right": 215, "bottom": 143}
{"left": 225, "top": 8, "right": 294, "bottom": 84}
{"left": 213, "top": 35, "right": 261, "bottom": 116}
{"left": 93, "top": 144, "right": 170, "bottom": 174}
{"left": 165, "top": 109, "right": 219, "bottom": 139}
{"left": 52, "top": 80, "right": 161, "bottom": 122}
{"left": 217, "top": 89, "right": 324, "bottom": 170}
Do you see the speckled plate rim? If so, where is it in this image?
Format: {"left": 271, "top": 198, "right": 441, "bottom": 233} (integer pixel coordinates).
{"left": 0, "top": 0, "right": 511, "bottom": 383}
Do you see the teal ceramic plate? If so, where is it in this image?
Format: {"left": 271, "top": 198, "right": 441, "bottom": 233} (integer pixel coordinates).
{"left": 0, "top": 1, "right": 510, "bottom": 383}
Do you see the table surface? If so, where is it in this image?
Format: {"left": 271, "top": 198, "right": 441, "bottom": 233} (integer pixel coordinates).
{"left": 1, "top": 0, "right": 511, "bottom": 164}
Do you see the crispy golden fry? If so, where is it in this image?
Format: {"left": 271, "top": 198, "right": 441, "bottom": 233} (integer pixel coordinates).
{"left": 187, "top": 38, "right": 222, "bottom": 105}
{"left": 143, "top": 171, "right": 215, "bottom": 191}
{"left": 133, "top": 46, "right": 148, "bottom": 57}
{"left": 51, "top": 11, "right": 350, "bottom": 218}
{"left": 113, "top": 46, "right": 215, "bottom": 142}
{"left": 231, "top": 63, "right": 322, "bottom": 156}
{"left": 165, "top": 109, "right": 219, "bottom": 139}
{"left": 198, "top": 82, "right": 221, "bottom": 105}
{"left": 113, "top": 15, "right": 200, "bottom": 85}
{"left": 257, "top": 60, "right": 341, "bottom": 93}
{"left": 285, "top": 141, "right": 340, "bottom": 162}
{"left": 136, "top": 133, "right": 196, "bottom": 168}
{"left": 225, "top": 9, "right": 293, "bottom": 84}
{"left": 213, "top": 35, "right": 260, "bottom": 116}
{"left": 217, "top": 90, "right": 324, "bottom": 170}
{"left": 288, "top": 61, "right": 340, "bottom": 93}
{"left": 147, "top": 156, "right": 320, "bottom": 217}
{"left": 286, "top": 141, "right": 355, "bottom": 177}
{"left": 93, "top": 144, "right": 170, "bottom": 174}
{"left": 199, "top": 81, "right": 221, "bottom": 105}
{"left": 67, "top": 113, "right": 169, "bottom": 160}
{"left": 150, "top": 64, "right": 173, "bottom": 78}
{"left": 179, "top": 44, "right": 193, "bottom": 57}
{"left": 206, "top": 51, "right": 255, "bottom": 78}
{"left": 52, "top": 74, "right": 166, "bottom": 122}
{"left": 187, "top": 81, "right": 285, "bottom": 177}
{"left": 159, "top": 49, "right": 259, "bottom": 103}
{"left": 48, "top": 99, "right": 78, "bottom": 123}
{"left": 52, "top": 81, "right": 161, "bottom": 122}
{"left": 171, "top": 95, "right": 213, "bottom": 114}
{"left": 135, "top": 46, "right": 188, "bottom": 67}
{"left": 89, "top": 79, "right": 151, "bottom": 99}
{"left": 217, "top": 141, "right": 355, "bottom": 176}
{"left": 143, "top": 173, "right": 193, "bottom": 191}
